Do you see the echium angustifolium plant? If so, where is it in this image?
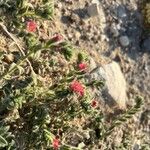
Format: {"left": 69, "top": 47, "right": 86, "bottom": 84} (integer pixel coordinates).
{"left": 0, "top": 0, "right": 144, "bottom": 149}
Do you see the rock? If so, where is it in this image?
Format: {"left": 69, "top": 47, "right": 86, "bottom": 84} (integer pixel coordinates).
{"left": 142, "top": 37, "right": 150, "bottom": 52}
{"left": 119, "top": 36, "right": 130, "bottom": 47}
{"left": 92, "top": 0, "right": 100, "bottom": 5}
{"left": 87, "top": 4, "right": 101, "bottom": 17}
{"left": 133, "top": 143, "right": 140, "bottom": 150}
{"left": 67, "top": 33, "right": 73, "bottom": 40}
{"left": 75, "top": 31, "right": 81, "bottom": 40}
{"left": 110, "top": 24, "right": 119, "bottom": 37}
{"left": 117, "top": 5, "right": 127, "bottom": 19}
{"left": 101, "top": 34, "right": 108, "bottom": 41}
{"left": 133, "top": 140, "right": 141, "bottom": 150}
{"left": 78, "top": 142, "right": 85, "bottom": 149}
{"left": 90, "top": 61, "right": 127, "bottom": 109}
{"left": 89, "top": 57, "right": 97, "bottom": 71}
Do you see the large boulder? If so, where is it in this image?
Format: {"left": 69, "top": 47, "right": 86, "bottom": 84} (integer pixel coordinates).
{"left": 90, "top": 61, "right": 127, "bottom": 109}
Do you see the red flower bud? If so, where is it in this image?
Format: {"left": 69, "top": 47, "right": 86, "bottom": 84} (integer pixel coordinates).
{"left": 26, "top": 21, "right": 37, "bottom": 32}
{"left": 53, "top": 137, "right": 59, "bottom": 150}
{"left": 78, "top": 63, "right": 87, "bottom": 70}
{"left": 91, "top": 100, "right": 97, "bottom": 108}
{"left": 52, "top": 34, "right": 63, "bottom": 42}
{"left": 70, "top": 81, "right": 84, "bottom": 96}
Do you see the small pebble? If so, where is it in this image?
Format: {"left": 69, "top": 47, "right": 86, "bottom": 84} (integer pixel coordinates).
{"left": 75, "top": 31, "right": 81, "bottom": 39}
{"left": 92, "top": 0, "right": 100, "bottom": 5}
{"left": 119, "top": 35, "right": 130, "bottom": 47}
{"left": 117, "top": 5, "right": 127, "bottom": 19}
{"left": 133, "top": 143, "right": 140, "bottom": 150}
{"left": 110, "top": 25, "right": 119, "bottom": 37}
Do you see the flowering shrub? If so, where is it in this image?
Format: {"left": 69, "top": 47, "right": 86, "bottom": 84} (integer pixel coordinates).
{"left": 0, "top": 0, "right": 144, "bottom": 150}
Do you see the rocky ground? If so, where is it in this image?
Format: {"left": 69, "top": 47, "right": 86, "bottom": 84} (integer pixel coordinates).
{"left": 53, "top": 0, "right": 150, "bottom": 149}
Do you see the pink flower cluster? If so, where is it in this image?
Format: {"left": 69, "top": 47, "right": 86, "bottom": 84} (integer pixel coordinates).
{"left": 26, "top": 21, "right": 37, "bottom": 32}
{"left": 78, "top": 63, "right": 87, "bottom": 71}
{"left": 53, "top": 137, "right": 59, "bottom": 150}
{"left": 51, "top": 34, "right": 63, "bottom": 42}
{"left": 70, "top": 81, "right": 84, "bottom": 96}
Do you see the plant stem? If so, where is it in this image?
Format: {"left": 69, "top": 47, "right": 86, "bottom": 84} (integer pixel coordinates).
{"left": 0, "top": 47, "right": 47, "bottom": 81}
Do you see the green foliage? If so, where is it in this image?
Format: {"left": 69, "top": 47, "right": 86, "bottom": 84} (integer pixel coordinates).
{"left": 103, "top": 96, "right": 143, "bottom": 138}
{"left": 77, "top": 52, "right": 88, "bottom": 63}
{"left": 0, "top": 0, "right": 54, "bottom": 28}
{"left": 0, "top": 135, "right": 8, "bottom": 148}
{"left": 35, "top": 1, "right": 54, "bottom": 19}
{"left": 0, "top": 123, "right": 15, "bottom": 149}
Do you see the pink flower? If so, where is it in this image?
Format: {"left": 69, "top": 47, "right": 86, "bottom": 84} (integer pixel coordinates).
{"left": 91, "top": 100, "right": 97, "bottom": 108}
{"left": 52, "top": 34, "right": 63, "bottom": 42}
{"left": 26, "top": 21, "right": 37, "bottom": 32}
{"left": 52, "top": 137, "right": 59, "bottom": 150}
{"left": 70, "top": 81, "right": 84, "bottom": 96}
{"left": 78, "top": 63, "right": 87, "bottom": 71}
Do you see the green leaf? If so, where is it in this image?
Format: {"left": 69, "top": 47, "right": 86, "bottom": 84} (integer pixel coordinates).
{"left": 31, "top": 50, "right": 41, "bottom": 61}
{"left": 63, "top": 47, "right": 73, "bottom": 61}
{"left": 44, "top": 129, "right": 54, "bottom": 142}
{"left": 17, "top": 65, "right": 24, "bottom": 75}
{"left": 0, "top": 126, "right": 10, "bottom": 136}
{"left": 0, "top": 135, "right": 8, "bottom": 148}
{"left": 18, "top": 7, "right": 28, "bottom": 15}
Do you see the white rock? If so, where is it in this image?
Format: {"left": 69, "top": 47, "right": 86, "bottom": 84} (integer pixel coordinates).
{"left": 92, "top": 0, "right": 100, "bottom": 5}
{"left": 74, "top": 31, "right": 81, "bottom": 40}
{"left": 89, "top": 57, "right": 97, "bottom": 71}
{"left": 110, "top": 24, "right": 119, "bottom": 37}
{"left": 78, "top": 142, "right": 85, "bottom": 149}
{"left": 100, "top": 33, "right": 110, "bottom": 42}
{"left": 90, "top": 61, "right": 127, "bottom": 109}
